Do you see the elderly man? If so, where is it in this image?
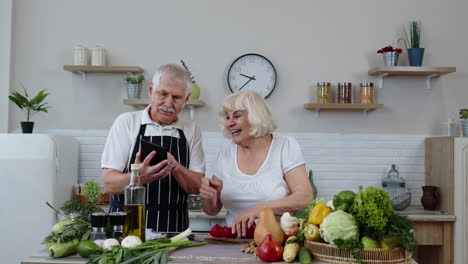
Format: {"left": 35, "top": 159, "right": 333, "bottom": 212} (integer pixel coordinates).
{"left": 102, "top": 64, "right": 205, "bottom": 232}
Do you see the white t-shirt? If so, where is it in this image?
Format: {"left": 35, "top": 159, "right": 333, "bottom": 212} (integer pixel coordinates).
{"left": 212, "top": 134, "right": 305, "bottom": 226}
{"left": 101, "top": 106, "right": 205, "bottom": 173}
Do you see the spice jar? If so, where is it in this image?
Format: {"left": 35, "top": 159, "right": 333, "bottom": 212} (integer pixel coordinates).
{"left": 317, "top": 82, "right": 332, "bottom": 104}
{"left": 360, "top": 82, "right": 374, "bottom": 104}
{"left": 337, "top": 82, "right": 352, "bottom": 103}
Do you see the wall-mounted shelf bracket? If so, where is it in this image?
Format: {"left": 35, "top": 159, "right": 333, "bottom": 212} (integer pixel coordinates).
{"left": 188, "top": 105, "right": 195, "bottom": 120}
{"left": 426, "top": 74, "right": 440, "bottom": 93}
{"left": 377, "top": 73, "right": 389, "bottom": 88}
{"left": 78, "top": 71, "right": 87, "bottom": 80}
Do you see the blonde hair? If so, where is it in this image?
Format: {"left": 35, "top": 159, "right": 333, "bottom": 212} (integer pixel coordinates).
{"left": 219, "top": 91, "right": 277, "bottom": 137}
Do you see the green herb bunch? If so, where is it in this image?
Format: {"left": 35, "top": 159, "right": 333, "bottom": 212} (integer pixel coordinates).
{"left": 334, "top": 238, "right": 365, "bottom": 264}
{"left": 401, "top": 21, "right": 422, "bottom": 49}
{"left": 88, "top": 229, "right": 207, "bottom": 264}
{"left": 8, "top": 83, "right": 50, "bottom": 122}
{"left": 180, "top": 60, "right": 196, "bottom": 84}
{"left": 460, "top": 109, "right": 468, "bottom": 119}
{"left": 60, "top": 199, "right": 104, "bottom": 221}
{"left": 359, "top": 214, "right": 416, "bottom": 252}
{"left": 125, "top": 75, "right": 145, "bottom": 84}
{"left": 84, "top": 180, "right": 101, "bottom": 203}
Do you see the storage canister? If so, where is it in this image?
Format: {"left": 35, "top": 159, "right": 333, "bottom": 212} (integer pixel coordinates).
{"left": 338, "top": 82, "right": 352, "bottom": 103}
{"left": 73, "top": 45, "right": 88, "bottom": 66}
{"left": 92, "top": 46, "right": 106, "bottom": 66}
{"left": 360, "top": 82, "right": 374, "bottom": 104}
{"left": 317, "top": 82, "right": 332, "bottom": 104}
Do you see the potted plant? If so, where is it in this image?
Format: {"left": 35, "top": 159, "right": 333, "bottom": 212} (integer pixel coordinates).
{"left": 125, "top": 74, "right": 145, "bottom": 99}
{"left": 180, "top": 60, "right": 200, "bottom": 100}
{"left": 460, "top": 108, "right": 468, "bottom": 136}
{"left": 8, "top": 83, "right": 50, "bottom": 133}
{"left": 400, "top": 21, "right": 424, "bottom": 66}
{"left": 377, "top": 45, "right": 403, "bottom": 67}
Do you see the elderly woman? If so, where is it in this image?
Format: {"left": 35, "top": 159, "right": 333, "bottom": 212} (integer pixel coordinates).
{"left": 200, "top": 91, "right": 313, "bottom": 237}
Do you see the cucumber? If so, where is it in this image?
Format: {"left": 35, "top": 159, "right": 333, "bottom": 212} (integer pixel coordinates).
{"left": 298, "top": 247, "right": 312, "bottom": 264}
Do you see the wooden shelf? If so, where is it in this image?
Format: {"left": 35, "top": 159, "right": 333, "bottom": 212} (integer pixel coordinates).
{"left": 304, "top": 103, "right": 384, "bottom": 118}
{"left": 368, "top": 66, "right": 456, "bottom": 90}
{"left": 123, "top": 99, "right": 205, "bottom": 107}
{"left": 368, "top": 66, "right": 456, "bottom": 76}
{"left": 64, "top": 65, "right": 144, "bottom": 80}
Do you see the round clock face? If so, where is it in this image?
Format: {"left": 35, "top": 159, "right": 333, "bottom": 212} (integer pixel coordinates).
{"left": 227, "top": 53, "right": 277, "bottom": 98}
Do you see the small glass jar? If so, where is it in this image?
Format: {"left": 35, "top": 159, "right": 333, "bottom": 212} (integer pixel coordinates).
{"left": 337, "top": 82, "right": 352, "bottom": 103}
{"left": 317, "top": 82, "right": 332, "bottom": 104}
{"left": 360, "top": 82, "right": 374, "bottom": 104}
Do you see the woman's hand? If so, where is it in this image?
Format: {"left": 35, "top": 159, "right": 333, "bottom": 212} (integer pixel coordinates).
{"left": 135, "top": 151, "right": 171, "bottom": 184}
{"left": 199, "top": 176, "right": 223, "bottom": 205}
{"left": 232, "top": 207, "right": 258, "bottom": 238}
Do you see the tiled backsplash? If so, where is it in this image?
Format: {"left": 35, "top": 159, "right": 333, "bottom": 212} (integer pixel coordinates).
{"left": 44, "top": 130, "right": 426, "bottom": 205}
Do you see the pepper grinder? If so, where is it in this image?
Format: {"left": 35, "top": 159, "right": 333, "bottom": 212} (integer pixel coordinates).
{"left": 109, "top": 212, "right": 127, "bottom": 241}
{"left": 90, "top": 212, "right": 108, "bottom": 242}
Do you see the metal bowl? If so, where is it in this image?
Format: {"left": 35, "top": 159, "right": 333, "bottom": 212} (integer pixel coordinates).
{"left": 187, "top": 194, "right": 203, "bottom": 210}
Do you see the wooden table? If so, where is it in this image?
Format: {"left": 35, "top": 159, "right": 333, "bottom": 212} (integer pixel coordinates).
{"left": 397, "top": 206, "right": 455, "bottom": 264}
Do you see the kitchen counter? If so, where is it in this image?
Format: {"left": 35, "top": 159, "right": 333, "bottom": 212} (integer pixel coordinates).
{"left": 396, "top": 206, "right": 454, "bottom": 264}
{"left": 21, "top": 233, "right": 417, "bottom": 264}
{"left": 396, "top": 205, "right": 456, "bottom": 222}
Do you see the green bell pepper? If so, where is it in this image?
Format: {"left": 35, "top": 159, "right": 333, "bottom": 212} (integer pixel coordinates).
{"left": 333, "top": 190, "right": 356, "bottom": 212}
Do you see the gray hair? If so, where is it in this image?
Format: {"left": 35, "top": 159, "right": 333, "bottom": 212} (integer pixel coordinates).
{"left": 152, "top": 64, "right": 191, "bottom": 96}
{"left": 219, "top": 91, "right": 277, "bottom": 137}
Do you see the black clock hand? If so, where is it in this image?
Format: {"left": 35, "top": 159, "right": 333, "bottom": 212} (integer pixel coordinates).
{"left": 240, "top": 73, "right": 256, "bottom": 80}
{"left": 239, "top": 75, "right": 255, "bottom": 90}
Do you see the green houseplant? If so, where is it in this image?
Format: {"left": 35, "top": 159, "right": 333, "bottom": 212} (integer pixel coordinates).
{"left": 8, "top": 83, "right": 50, "bottom": 133}
{"left": 180, "top": 60, "right": 200, "bottom": 100}
{"left": 125, "top": 74, "right": 145, "bottom": 99}
{"left": 460, "top": 109, "right": 468, "bottom": 136}
{"left": 400, "top": 21, "right": 424, "bottom": 66}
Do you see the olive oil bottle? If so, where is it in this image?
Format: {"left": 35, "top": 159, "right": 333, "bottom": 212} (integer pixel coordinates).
{"left": 124, "top": 164, "right": 146, "bottom": 241}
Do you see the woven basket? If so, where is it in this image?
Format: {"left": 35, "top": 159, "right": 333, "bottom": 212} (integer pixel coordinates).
{"left": 74, "top": 184, "right": 110, "bottom": 205}
{"left": 304, "top": 240, "right": 412, "bottom": 264}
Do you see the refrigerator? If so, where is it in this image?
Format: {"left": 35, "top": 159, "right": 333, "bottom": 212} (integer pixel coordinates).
{"left": 0, "top": 134, "right": 79, "bottom": 264}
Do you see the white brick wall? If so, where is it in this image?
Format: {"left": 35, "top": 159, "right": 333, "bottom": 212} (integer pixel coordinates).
{"left": 42, "top": 130, "right": 426, "bottom": 206}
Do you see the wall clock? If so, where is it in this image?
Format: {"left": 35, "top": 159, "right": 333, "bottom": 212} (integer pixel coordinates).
{"left": 227, "top": 53, "right": 277, "bottom": 98}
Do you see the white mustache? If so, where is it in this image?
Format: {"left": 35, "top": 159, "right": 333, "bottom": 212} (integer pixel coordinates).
{"left": 158, "top": 105, "right": 176, "bottom": 113}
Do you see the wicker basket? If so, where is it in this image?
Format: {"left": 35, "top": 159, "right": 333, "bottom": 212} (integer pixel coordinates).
{"left": 74, "top": 184, "right": 110, "bottom": 205}
{"left": 304, "top": 240, "right": 412, "bottom": 264}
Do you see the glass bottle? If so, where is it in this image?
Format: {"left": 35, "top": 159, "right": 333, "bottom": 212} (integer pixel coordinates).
{"left": 309, "top": 169, "right": 318, "bottom": 200}
{"left": 382, "top": 164, "right": 406, "bottom": 199}
{"left": 124, "top": 164, "right": 146, "bottom": 241}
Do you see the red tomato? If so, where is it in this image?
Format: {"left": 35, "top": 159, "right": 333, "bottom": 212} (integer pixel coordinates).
{"left": 222, "top": 226, "right": 237, "bottom": 238}
{"left": 209, "top": 224, "right": 222, "bottom": 237}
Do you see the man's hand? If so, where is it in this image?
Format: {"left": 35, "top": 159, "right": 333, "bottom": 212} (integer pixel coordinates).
{"left": 135, "top": 151, "right": 171, "bottom": 184}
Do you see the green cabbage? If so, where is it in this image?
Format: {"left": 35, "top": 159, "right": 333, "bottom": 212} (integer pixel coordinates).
{"left": 319, "top": 210, "right": 359, "bottom": 244}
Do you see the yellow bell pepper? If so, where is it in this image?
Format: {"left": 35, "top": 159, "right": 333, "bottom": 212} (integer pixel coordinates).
{"left": 308, "top": 204, "right": 332, "bottom": 225}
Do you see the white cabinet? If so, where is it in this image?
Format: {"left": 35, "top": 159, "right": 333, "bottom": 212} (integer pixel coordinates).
{"left": 425, "top": 137, "right": 468, "bottom": 264}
